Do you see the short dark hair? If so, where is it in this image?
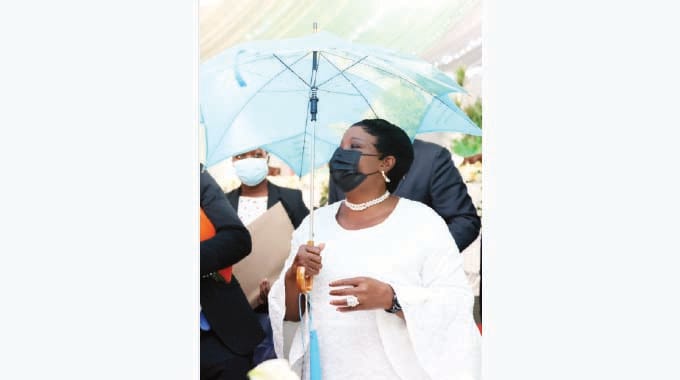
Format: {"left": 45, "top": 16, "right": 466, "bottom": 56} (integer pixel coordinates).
{"left": 351, "top": 118, "right": 414, "bottom": 192}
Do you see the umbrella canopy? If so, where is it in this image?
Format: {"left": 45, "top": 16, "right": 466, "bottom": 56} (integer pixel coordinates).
{"left": 200, "top": 30, "right": 481, "bottom": 176}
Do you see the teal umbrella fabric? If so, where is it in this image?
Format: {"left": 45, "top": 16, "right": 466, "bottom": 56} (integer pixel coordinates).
{"left": 200, "top": 31, "right": 481, "bottom": 176}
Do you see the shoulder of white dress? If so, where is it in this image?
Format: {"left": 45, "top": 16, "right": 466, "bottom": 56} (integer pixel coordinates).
{"left": 396, "top": 199, "right": 446, "bottom": 231}
{"left": 398, "top": 198, "right": 436, "bottom": 216}
{"left": 293, "top": 202, "right": 339, "bottom": 235}
{"left": 313, "top": 201, "right": 341, "bottom": 217}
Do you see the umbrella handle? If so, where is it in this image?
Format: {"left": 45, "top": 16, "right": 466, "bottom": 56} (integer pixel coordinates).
{"left": 296, "top": 240, "right": 316, "bottom": 293}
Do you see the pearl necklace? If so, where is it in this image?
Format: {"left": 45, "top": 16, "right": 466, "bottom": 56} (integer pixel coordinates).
{"left": 344, "top": 191, "right": 390, "bottom": 211}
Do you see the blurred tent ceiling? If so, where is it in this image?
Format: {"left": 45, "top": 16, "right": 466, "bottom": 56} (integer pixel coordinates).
{"left": 199, "top": 0, "right": 482, "bottom": 98}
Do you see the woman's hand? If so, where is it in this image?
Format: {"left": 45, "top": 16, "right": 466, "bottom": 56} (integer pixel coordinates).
{"left": 328, "top": 277, "right": 394, "bottom": 312}
{"left": 286, "top": 243, "right": 325, "bottom": 279}
{"left": 283, "top": 243, "right": 325, "bottom": 321}
{"left": 258, "top": 278, "right": 271, "bottom": 305}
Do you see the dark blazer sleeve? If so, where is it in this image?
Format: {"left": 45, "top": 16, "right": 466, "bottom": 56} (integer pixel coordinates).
{"left": 429, "top": 146, "right": 481, "bottom": 252}
{"left": 224, "top": 188, "right": 240, "bottom": 211}
{"left": 282, "top": 188, "right": 310, "bottom": 228}
{"left": 269, "top": 183, "right": 310, "bottom": 229}
{"left": 200, "top": 170, "right": 252, "bottom": 275}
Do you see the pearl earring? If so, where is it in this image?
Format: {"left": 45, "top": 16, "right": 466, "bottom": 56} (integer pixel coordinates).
{"left": 381, "top": 170, "right": 391, "bottom": 183}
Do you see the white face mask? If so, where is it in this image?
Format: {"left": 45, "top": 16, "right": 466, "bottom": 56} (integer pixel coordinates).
{"left": 233, "top": 157, "right": 268, "bottom": 186}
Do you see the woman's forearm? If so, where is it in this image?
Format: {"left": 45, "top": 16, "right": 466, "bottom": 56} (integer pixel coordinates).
{"left": 283, "top": 267, "right": 303, "bottom": 321}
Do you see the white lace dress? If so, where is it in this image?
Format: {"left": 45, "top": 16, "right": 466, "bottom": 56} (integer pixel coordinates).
{"left": 236, "top": 195, "right": 268, "bottom": 226}
{"left": 268, "top": 198, "right": 481, "bottom": 380}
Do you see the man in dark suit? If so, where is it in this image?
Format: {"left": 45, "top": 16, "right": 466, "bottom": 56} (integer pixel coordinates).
{"left": 225, "top": 148, "right": 310, "bottom": 365}
{"left": 329, "top": 138, "right": 480, "bottom": 252}
{"left": 201, "top": 165, "right": 264, "bottom": 380}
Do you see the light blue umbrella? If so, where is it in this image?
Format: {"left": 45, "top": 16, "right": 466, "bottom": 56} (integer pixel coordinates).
{"left": 200, "top": 30, "right": 481, "bottom": 178}
{"left": 200, "top": 29, "right": 481, "bottom": 380}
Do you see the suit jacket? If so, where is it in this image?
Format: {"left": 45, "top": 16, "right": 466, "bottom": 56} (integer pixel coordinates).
{"left": 200, "top": 167, "right": 264, "bottom": 355}
{"left": 329, "top": 139, "right": 481, "bottom": 251}
{"left": 225, "top": 181, "right": 309, "bottom": 229}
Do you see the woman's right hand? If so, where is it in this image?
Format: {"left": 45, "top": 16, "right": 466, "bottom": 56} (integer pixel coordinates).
{"left": 284, "top": 243, "right": 325, "bottom": 321}
{"left": 288, "top": 243, "right": 325, "bottom": 278}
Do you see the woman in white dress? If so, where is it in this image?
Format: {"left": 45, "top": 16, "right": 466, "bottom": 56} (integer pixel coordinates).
{"left": 268, "top": 119, "right": 481, "bottom": 380}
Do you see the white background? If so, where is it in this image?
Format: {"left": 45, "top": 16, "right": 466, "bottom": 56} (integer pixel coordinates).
{"left": 1, "top": 0, "right": 679, "bottom": 379}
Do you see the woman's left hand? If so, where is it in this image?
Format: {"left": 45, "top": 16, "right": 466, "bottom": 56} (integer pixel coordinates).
{"left": 328, "top": 277, "right": 393, "bottom": 312}
{"left": 258, "top": 278, "right": 271, "bottom": 306}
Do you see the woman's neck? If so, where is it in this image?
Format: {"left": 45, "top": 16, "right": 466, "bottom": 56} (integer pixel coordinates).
{"left": 345, "top": 186, "right": 388, "bottom": 205}
{"left": 336, "top": 195, "right": 399, "bottom": 230}
{"left": 241, "top": 180, "right": 268, "bottom": 197}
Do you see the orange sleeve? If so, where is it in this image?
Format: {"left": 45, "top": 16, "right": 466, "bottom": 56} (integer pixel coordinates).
{"left": 200, "top": 207, "right": 233, "bottom": 282}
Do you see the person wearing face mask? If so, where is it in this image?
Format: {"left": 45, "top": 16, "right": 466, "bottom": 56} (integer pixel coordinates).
{"left": 225, "top": 148, "right": 310, "bottom": 366}
{"left": 227, "top": 148, "right": 309, "bottom": 228}
{"left": 268, "top": 119, "right": 481, "bottom": 380}
{"left": 328, "top": 134, "right": 483, "bottom": 331}
{"left": 329, "top": 139, "right": 480, "bottom": 253}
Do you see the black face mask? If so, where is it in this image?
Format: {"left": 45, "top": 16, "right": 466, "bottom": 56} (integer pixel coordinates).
{"left": 329, "top": 147, "right": 380, "bottom": 193}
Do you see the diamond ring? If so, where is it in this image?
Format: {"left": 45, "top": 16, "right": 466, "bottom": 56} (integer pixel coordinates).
{"left": 346, "top": 295, "right": 360, "bottom": 308}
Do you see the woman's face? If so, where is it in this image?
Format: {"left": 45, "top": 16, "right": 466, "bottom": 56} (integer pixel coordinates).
{"left": 339, "top": 126, "right": 383, "bottom": 175}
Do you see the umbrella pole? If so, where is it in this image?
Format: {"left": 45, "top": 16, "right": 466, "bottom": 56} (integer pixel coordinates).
{"left": 308, "top": 117, "right": 316, "bottom": 244}
{"left": 301, "top": 43, "right": 322, "bottom": 380}
{"left": 308, "top": 49, "right": 319, "bottom": 243}
{"left": 296, "top": 50, "right": 319, "bottom": 294}
{"left": 307, "top": 22, "right": 320, "bottom": 243}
